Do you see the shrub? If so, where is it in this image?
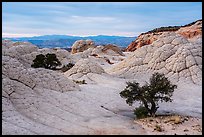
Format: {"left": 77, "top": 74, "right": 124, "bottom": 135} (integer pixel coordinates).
{"left": 61, "top": 63, "right": 75, "bottom": 72}
{"left": 44, "top": 53, "right": 61, "bottom": 70}
{"left": 154, "top": 124, "right": 163, "bottom": 132}
{"left": 31, "top": 54, "right": 46, "bottom": 68}
{"left": 134, "top": 106, "right": 149, "bottom": 119}
{"left": 120, "top": 72, "right": 177, "bottom": 117}
{"left": 73, "top": 80, "right": 87, "bottom": 84}
{"left": 31, "top": 53, "right": 61, "bottom": 70}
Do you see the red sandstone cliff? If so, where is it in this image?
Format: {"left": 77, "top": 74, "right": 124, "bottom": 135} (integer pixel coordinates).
{"left": 126, "top": 19, "right": 202, "bottom": 52}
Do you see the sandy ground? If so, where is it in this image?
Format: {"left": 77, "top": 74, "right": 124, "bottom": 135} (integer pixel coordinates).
{"left": 134, "top": 115, "right": 202, "bottom": 135}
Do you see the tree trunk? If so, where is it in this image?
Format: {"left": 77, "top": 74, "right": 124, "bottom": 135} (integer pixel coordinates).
{"left": 150, "top": 101, "right": 158, "bottom": 117}
{"left": 142, "top": 99, "right": 151, "bottom": 114}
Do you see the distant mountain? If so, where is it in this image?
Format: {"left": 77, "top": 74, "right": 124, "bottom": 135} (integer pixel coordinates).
{"left": 4, "top": 35, "right": 81, "bottom": 40}
{"left": 3, "top": 35, "right": 136, "bottom": 48}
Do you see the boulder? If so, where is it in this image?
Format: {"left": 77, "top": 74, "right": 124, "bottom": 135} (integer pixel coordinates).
{"left": 71, "top": 39, "right": 96, "bottom": 54}
{"left": 101, "top": 44, "right": 124, "bottom": 56}
{"left": 65, "top": 58, "right": 105, "bottom": 78}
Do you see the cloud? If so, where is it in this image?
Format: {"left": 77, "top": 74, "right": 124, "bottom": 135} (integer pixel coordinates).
{"left": 2, "top": 2, "right": 202, "bottom": 37}
{"left": 54, "top": 15, "right": 119, "bottom": 25}
{"left": 2, "top": 33, "right": 41, "bottom": 38}
{"left": 71, "top": 15, "right": 116, "bottom": 22}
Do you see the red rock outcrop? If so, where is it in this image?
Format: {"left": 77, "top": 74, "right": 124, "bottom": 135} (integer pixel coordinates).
{"left": 176, "top": 20, "right": 202, "bottom": 39}
{"left": 71, "top": 39, "right": 96, "bottom": 54}
{"left": 101, "top": 44, "right": 125, "bottom": 56}
{"left": 126, "top": 19, "right": 202, "bottom": 52}
{"left": 126, "top": 32, "right": 162, "bottom": 51}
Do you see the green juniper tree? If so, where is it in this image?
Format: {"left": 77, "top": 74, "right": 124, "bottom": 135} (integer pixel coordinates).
{"left": 44, "top": 53, "right": 61, "bottom": 70}
{"left": 120, "top": 72, "right": 177, "bottom": 117}
{"left": 61, "top": 63, "right": 75, "bottom": 72}
{"left": 31, "top": 53, "right": 61, "bottom": 70}
{"left": 31, "top": 54, "right": 46, "bottom": 68}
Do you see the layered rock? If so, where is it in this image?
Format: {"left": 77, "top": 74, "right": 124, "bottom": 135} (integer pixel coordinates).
{"left": 2, "top": 41, "right": 72, "bottom": 67}
{"left": 2, "top": 40, "right": 14, "bottom": 47}
{"left": 2, "top": 41, "right": 83, "bottom": 135}
{"left": 2, "top": 55, "right": 80, "bottom": 93}
{"left": 126, "top": 19, "right": 202, "bottom": 52}
{"left": 126, "top": 32, "right": 162, "bottom": 51}
{"left": 70, "top": 39, "right": 125, "bottom": 65}
{"left": 65, "top": 58, "right": 105, "bottom": 79}
{"left": 71, "top": 39, "right": 96, "bottom": 54}
{"left": 100, "top": 44, "right": 125, "bottom": 56}
{"left": 2, "top": 40, "right": 34, "bottom": 47}
{"left": 176, "top": 20, "right": 202, "bottom": 40}
{"left": 108, "top": 32, "right": 202, "bottom": 85}
{"left": 2, "top": 51, "right": 146, "bottom": 134}
{"left": 2, "top": 40, "right": 80, "bottom": 92}
{"left": 69, "top": 44, "right": 126, "bottom": 66}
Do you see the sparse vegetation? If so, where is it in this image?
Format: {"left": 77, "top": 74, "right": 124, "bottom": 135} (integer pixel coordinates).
{"left": 142, "top": 26, "right": 180, "bottom": 35}
{"left": 141, "top": 19, "right": 202, "bottom": 35}
{"left": 134, "top": 106, "right": 149, "bottom": 119}
{"left": 61, "top": 63, "right": 75, "bottom": 72}
{"left": 31, "top": 53, "right": 61, "bottom": 70}
{"left": 154, "top": 124, "right": 163, "bottom": 132}
{"left": 120, "top": 72, "right": 177, "bottom": 117}
{"left": 73, "top": 80, "right": 87, "bottom": 84}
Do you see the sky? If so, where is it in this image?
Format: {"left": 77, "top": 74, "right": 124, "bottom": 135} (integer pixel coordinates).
{"left": 2, "top": 2, "right": 202, "bottom": 37}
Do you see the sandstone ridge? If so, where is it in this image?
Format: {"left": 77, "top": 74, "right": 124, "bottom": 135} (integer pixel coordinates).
{"left": 108, "top": 32, "right": 202, "bottom": 85}
{"left": 126, "top": 19, "right": 202, "bottom": 52}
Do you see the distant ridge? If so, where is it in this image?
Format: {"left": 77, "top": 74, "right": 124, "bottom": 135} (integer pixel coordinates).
{"left": 141, "top": 19, "right": 202, "bottom": 35}
{"left": 3, "top": 35, "right": 136, "bottom": 48}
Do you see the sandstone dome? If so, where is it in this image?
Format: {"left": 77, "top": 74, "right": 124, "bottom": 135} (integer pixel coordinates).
{"left": 2, "top": 40, "right": 72, "bottom": 68}
{"left": 65, "top": 58, "right": 105, "bottom": 78}
{"left": 108, "top": 32, "right": 202, "bottom": 85}
{"left": 71, "top": 39, "right": 96, "bottom": 54}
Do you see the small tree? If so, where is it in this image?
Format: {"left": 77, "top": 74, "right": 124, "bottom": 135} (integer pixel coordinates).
{"left": 31, "top": 54, "right": 46, "bottom": 68}
{"left": 61, "top": 63, "right": 75, "bottom": 72}
{"left": 31, "top": 53, "right": 61, "bottom": 70}
{"left": 44, "top": 53, "right": 61, "bottom": 70}
{"left": 120, "top": 72, "right": 177, "bottom": 117}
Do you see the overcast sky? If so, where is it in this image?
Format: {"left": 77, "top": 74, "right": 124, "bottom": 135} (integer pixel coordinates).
{"left": 2, "top": 2, "right": 202, "bottom": 37}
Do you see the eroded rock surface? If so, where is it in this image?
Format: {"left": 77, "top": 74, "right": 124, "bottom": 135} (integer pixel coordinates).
{"left": 2, "top": 41, "right": 72, "bottom": 67}
{"left": 2, "top": 57, "right": 145, "bottom": 135}
{"left": 71, "top": 39, "right": 96, "bottom": 54}
{"left": 65, "top": 58, "right": 105, "bottom": 80}
{"left": 2, "top": 19, "right": 202, "bottom": 135}
{"left": 176, "top": 20, "right": 202, "bottom": 40}
{"left": 126, "top": 19, "right": 202, "bottom": 52}
{"left": 69, "top": 44, "right": 126, "bottom": 67}
{"left": 108, "top": 32, "right": 202, "bottom": 85}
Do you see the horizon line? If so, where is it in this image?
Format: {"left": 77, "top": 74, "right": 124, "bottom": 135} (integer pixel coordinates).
{"left": 2, "top": 33, "right": 138, "bottom": 38}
